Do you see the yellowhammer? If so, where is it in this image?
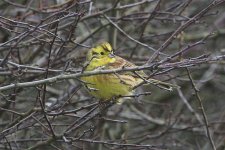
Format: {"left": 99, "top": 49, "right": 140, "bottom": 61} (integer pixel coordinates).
{"left": 81, "top": 42, "right": 178, "bottom": 101}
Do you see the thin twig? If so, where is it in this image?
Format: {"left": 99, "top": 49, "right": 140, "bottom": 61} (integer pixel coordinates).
{"left": 186, "top": 68, "right": 216, "bottom": 150}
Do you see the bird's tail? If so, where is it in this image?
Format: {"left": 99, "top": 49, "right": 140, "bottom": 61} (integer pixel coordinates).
{"left": 146, "top": 78, "right": 179, "bottom": 91}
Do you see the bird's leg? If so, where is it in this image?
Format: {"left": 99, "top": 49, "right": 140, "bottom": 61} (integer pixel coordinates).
{"left": 98, "top": 100, "right": 109, "bottom": 116}
{"left": 98, "top": 97, "right": 118, "bottom": 115}
{"left": 95, "top": 100, "right": 107, "bottom": 141}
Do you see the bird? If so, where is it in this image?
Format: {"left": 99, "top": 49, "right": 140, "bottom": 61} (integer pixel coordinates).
{"left": 81, "top": 42, "right": 178, "bottom": 101}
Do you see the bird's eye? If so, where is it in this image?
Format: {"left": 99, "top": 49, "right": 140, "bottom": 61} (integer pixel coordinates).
{"left": 100, "top": 52, "right": 104, "bottom": 55}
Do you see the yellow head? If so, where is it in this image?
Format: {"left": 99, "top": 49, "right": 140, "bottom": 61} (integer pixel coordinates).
{"left": 86, "top": 42, "right": 116, "bottom": 71}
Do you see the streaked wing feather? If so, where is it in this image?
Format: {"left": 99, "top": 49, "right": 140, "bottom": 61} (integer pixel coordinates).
{"left": 106, "top": 56, "right": 146, "bottom": 78}
{"left": 106, "top": 56, "right": 178, "bottom": 90}
{"left": 104, "top": 56, "right": 144, "bottom": 87}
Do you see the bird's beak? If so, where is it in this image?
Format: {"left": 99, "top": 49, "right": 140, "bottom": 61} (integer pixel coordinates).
{"left": 108, "top": 53, "right": 115, "bottom": 58}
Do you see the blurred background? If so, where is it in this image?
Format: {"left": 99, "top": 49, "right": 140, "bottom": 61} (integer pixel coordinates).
{"left": 1, "top": 0, "right": 225, "bottom": 149}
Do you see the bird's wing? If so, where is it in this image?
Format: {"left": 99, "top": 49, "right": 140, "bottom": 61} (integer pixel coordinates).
{"left": 106, "top": 56, "right": 146, "bottom": 77}
{"left": 106, "top": 56, "right": 179, "bottom": 91}
{"left": 103, "top": 56, "right": 143, "bottom": 87}
{"left": 106, "top": 56, "right": 133, "bottom": 68}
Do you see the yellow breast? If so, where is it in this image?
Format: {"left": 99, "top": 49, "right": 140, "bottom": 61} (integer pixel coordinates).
{"left": 81, "top": 74, "right": 140, "bottom": 100}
